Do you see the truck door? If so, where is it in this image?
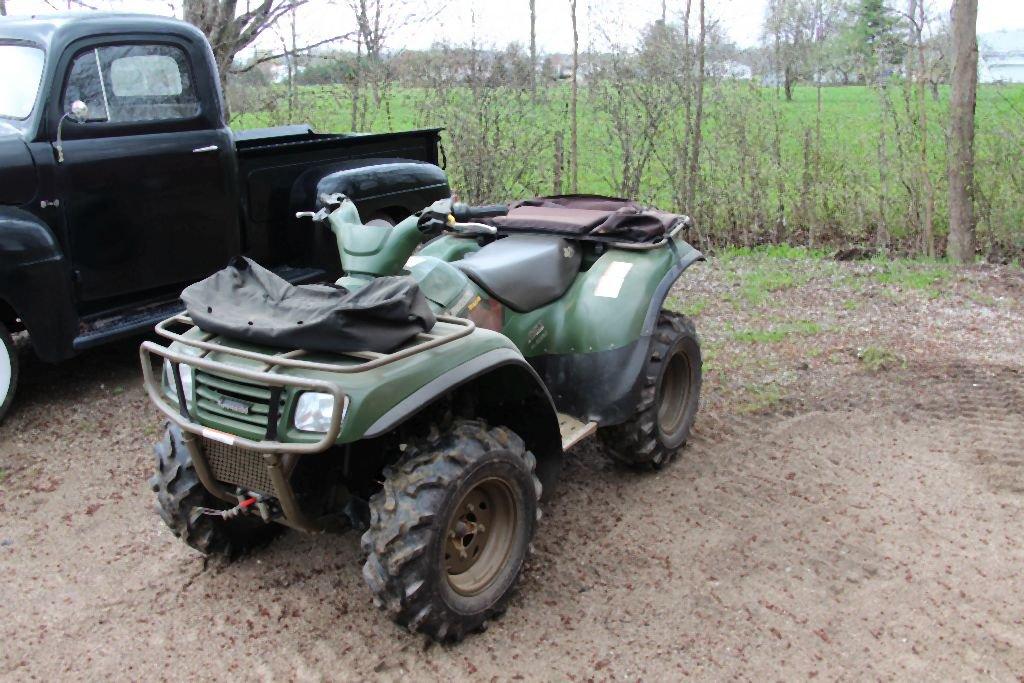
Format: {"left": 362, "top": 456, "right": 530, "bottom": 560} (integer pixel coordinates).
{"left": 54, "top": 41, "right": 238, "bottom": 302}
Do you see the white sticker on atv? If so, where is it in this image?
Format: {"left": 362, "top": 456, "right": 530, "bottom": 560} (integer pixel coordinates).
{"left": 594, "top": 261, "right": 634, "bottom": 298}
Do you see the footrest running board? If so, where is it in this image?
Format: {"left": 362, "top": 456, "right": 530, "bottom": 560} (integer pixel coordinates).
{"left": 557, "top": 413, "right": 597, "bottom": 451}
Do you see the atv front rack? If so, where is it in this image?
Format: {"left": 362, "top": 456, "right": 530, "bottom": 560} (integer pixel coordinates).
{"left": 139, "top": 314, "right": 475, "bottom": 533}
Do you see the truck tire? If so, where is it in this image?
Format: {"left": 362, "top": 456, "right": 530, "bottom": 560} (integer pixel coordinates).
{"left": 0, "top": 322, "right": 18, "bottom": 424}
{"left": 600, "top": 311, "right": 702, "bottom": 469}
{"left": 361, "top": 419, "right": 541, "bottom": 642}
{"left": 149, "top": 424, "right": 282, "bottom": 557}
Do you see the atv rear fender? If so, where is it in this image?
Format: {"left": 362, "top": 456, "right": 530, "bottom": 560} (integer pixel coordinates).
{"left": 504, "top": 236, "right": 705, "bottom": 426}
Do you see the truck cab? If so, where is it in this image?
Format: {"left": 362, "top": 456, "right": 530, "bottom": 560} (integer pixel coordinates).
{"left": 0, "top": 12, "right": 449, "bottom": 421}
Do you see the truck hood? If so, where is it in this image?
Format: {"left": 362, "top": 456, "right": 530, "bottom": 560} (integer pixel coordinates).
{"left": 0, "top": 128, "right": 37, "bottom": 206}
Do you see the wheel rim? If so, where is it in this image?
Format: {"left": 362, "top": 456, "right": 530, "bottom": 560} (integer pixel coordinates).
{"left": 657, "top": 347, "right": 691, "bottom": 436}
{"left": 0, "top": 337, "right": 11, "bottom": 406}
{"left": 445, "top": 477, "right": 518, "bottom": 596}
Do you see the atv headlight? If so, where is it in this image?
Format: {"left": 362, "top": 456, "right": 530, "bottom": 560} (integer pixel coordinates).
{"left": 294, "top": 392, "right": 336, "bottom": 433}
{"left": 163, "top": 359, "right": 194, "bottom": 404}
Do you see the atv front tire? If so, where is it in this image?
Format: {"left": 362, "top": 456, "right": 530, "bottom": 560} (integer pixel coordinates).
{"left": 0, "top": 321, "right": 18, "bottom": 423}
{"left": 601, "top": 311, "right": 702, "bottom": 469}
{"left": 361, "top": 420, "right": 541, "bottom": 642}
{"left": 149, "top": 424, "right": 282, "bottom": 557}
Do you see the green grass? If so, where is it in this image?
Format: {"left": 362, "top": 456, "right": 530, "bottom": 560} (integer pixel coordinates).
{"left": 718, "top": 244, "right": 830, "bottom": 261}
{"left": 732, "top": 320, "right": 823, "bottom": 343}
{"left": 857, "top": 346, "right": 904, "bottom": 371}
{"left": 664, "top": 295, "right": 708, "bottom": 317}
{"left": 739, "top": 382, "right": 783, "bottom": 413}
{"left": 227, "top": 82, "right": 1024, "bottom": 258}
{"left": 872, "top": 260, "right": 954, "bottom": 299}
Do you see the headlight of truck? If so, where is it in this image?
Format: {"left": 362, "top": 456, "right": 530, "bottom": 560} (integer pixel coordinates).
{"left": 163, "top": 359, "right": 194, "bottom": 404}
{"left": 294, "top": 392, "right": 336, "bottom": 432}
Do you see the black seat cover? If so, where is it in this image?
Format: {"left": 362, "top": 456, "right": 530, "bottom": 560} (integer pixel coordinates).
{"left": 455, "top": 236, "right": 582, "bottom": 312}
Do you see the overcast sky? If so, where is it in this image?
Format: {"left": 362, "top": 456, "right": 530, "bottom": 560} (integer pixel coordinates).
{"left": 6, "top": 0, "right": 1023, "bottom": 55}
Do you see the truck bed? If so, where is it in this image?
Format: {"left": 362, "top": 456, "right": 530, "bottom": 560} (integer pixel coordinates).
{"left": 234, "top": 126, "right": 445, "bottom": 264}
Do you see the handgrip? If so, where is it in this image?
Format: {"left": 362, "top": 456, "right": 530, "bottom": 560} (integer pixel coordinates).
{"left": 451, "top": 202, "right": 509, "bottom": 221}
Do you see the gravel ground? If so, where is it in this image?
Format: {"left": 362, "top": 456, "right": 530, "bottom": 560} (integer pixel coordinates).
{"left": 1, "top": 254, "right": 1022, "bottom": 681}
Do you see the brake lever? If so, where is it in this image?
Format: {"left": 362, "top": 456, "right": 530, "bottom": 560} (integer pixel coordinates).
{"left": 295, "top": 207, "right": 330, "bottom": 222}
{"left": 450, "top": 221, "right": 498, "bottom": 236}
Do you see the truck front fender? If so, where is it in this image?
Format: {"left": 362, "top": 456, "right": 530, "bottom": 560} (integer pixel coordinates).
{"left": 0, "top": 207, "right": 78, "bottom": 362}
{"left": 299, "top": 158, "right": 450, "bottom": 220}
{"left": 363, "top": 347, "right": 563, "bottom": 498}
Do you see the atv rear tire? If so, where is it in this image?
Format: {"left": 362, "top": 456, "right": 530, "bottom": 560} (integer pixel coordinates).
{"left": 149, "top": 424, "right": 282, "bottom": 557}
{"left": 0, "top": 322, "right": 17, "bottom": 424}
{"left": 361, "top": 420, "right": 541, "bottom": 642}
{"left": 601, "top": 311, "right": 701, "bottom": 469}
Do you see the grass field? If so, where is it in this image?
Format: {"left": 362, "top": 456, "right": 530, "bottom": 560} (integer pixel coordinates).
{"left": 231, "top": 81, "right": 1024, "bottom": 256}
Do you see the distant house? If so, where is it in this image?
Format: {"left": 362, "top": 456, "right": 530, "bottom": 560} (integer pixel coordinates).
{"left": 719, "top": 60, "right": 753, "bottom": 80}
{"left": 979, "top": 30, "right": 1024, "bottom": 84}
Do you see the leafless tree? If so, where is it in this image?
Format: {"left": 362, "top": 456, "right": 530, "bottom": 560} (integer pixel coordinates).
{"left": 910, "top": 0, "right": 935, "bottom": 257}
{"left": 686, "top": 0, "right": 706, "bottom": 213}
{"left": 344, "top": 0, "right": 447, "bottom": 130}
{"left": 184, "top": 0, "right": 307, "bottom": 115}
{"left": 529, "top": 0, "right": 537, "bottom": 94}
{"left": 763, "top": 0, "right": 817, "bottom": 101}
{"left": 947, "top": 0, "right": 978, "bottom": 263}
{"left": 569, "top": 0, "right": 579, "bottom": 193}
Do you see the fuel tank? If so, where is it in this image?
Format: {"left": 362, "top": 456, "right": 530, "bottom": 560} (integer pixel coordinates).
{"left": 405, "top": 255, "right": 504, "bottom": 331}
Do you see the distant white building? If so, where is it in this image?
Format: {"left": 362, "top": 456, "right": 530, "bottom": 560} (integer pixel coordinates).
{"left": 979, "top": 30, "right": 1024, "bottom": 84}
{"left": 720, "top": 60, "right": 752, "bottom": 80}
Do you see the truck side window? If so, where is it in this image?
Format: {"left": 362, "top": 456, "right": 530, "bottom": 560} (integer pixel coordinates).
{"left": 62, "top": 44, "right": 200, "bottom": 124}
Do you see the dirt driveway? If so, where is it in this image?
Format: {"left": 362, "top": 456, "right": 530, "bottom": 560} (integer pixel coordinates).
{"left": 1, "top": 254, "right": 1022, "bottom": 680}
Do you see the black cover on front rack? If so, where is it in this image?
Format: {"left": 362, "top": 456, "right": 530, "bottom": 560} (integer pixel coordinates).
{"left": 181, "top": 257, "right": 436, "bottom": 354}
{"left": 486, "top": 195, "right": 685, "bottom": 243}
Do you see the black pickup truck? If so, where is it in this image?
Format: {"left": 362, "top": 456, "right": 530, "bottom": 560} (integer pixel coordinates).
{"left": 0, "top": 12, "right": 450, "bottom": 420}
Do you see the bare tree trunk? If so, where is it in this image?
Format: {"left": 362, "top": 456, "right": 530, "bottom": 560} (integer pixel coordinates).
{"left": 553, "top": 133, "right": 564, "bottom": 194}
{"left": 287, "top": 7, "right": 297, "bottom": 121}
{"left": 784, "top": 65, "right": 795, "bottom": 101}
{"left": 351, "top": 34, "right": 362, "bottom": 130}
{"left": 913, "top": 0, "right": 935, "bottom": 256}
{"left": 947, "top": 0, "right": 978, "bottom": 263}
{"left": 570, "top": 0, "right": 579, "bottom": 194}
{"left": 529, "top": 0, "right": 537, "bottom": 95}
{"left": 685, "top": 0, "right": 705, "bottom": 213}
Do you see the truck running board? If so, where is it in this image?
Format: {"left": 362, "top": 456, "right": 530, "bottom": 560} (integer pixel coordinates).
{"left": 558, "top": 413, "right": 597, "bottom": 451}
{"left": 73, "top": 266, "right": 326, "bottom": 351}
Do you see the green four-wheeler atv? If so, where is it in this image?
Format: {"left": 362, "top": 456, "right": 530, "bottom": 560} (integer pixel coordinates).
{"left": 141, "top": 193, "right": 704, "bottom": 641}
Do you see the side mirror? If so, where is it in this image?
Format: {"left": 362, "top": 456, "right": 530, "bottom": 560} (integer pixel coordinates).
{"left": 69, "top": 100, "right": 89, "bottom": 123}
{"left": 53, "top": 100, "right": 90, "bottom": 163}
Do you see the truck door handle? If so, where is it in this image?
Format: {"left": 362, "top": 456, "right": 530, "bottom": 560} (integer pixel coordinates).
{"left": 193, "top": 145, "right": 219, "bottom": 153}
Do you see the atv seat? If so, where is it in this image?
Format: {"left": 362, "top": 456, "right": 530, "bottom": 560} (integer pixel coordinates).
{"left": 455, "top": 236, "right": 582, "bottom": 312}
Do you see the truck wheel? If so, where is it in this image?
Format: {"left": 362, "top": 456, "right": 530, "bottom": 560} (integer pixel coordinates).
{"left": 0, "top": 322, "right": 18, "bottom": 423}
{"left": 361, "top": 419, "right": 541, "bottom": 642}
{"left": 148, "top": 424, "right": 282, "bottom": 557}
{"left": 601, "top": 311, "right": 702, "bottom": 469}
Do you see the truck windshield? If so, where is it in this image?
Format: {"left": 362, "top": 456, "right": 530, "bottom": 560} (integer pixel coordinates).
{"left": 0, "top": 45, "right": 45, "bottom": 119}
